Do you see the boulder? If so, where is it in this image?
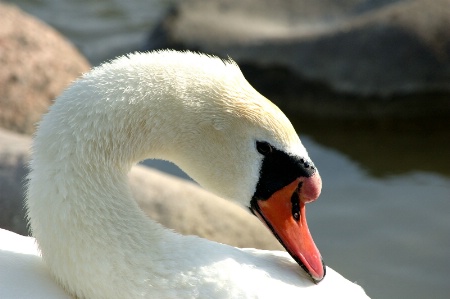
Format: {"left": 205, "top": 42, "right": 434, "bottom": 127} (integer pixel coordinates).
{"left": 147, "top": 0, "right": 450, "bottom": 120}
{"left": 0, "top": 129, "right": 30, "bottom": 235}
{"left": 0, "top": 129, "right": 282, "bottom": 250}
{"left": 0, "top": 3, "right": 90, "bottom": 135}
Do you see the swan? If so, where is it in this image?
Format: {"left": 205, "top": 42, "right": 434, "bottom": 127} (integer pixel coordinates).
{"left": 0, "top": 50, "right": 369, "bottom": 298}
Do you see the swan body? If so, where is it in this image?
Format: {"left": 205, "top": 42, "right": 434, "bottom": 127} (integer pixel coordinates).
{"left": 0, "top": 229, "right": 366, "bottom": 299}
{"left": 1, "top": 50, "right": 369, "bottom": 298}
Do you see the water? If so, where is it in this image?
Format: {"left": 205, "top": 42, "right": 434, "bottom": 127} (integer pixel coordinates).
{"left": 299, "top": 122, "right": 450, "bottom": 299}
{"left": 7, "top": 0, "right": 174, "bottom": 66}
{"left": 6, "top": 1, "right": 450, "bottom": 298}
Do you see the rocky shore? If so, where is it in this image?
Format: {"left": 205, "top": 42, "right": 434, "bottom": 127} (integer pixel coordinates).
{"left": 146, "top": 0, "right": 450, "bottom": 121}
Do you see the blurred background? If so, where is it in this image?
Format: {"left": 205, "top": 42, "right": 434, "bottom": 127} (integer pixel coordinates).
{"left": 1, "top": 1, "right": 449, "bottom": 298}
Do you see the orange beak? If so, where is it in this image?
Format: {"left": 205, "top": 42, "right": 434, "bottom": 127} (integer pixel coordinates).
{"left": 251, "top": 173, "right": 325, "bottom": 283}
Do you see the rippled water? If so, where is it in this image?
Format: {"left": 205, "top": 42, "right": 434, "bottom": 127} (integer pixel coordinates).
{"left": 7, "top": 1, "right": 450, "bottom": 298}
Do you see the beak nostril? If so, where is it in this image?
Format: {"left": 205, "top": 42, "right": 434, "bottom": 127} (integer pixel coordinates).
{"left": 291, "top": 192, "right": 301, "bottom": 221}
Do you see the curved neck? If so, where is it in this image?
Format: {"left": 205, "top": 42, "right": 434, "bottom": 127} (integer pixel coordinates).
{"left": 26, "top": 83, "right": 191, "bottom": 298}
{"left": 24, "top": 51, "right": 284, "bottom": 297}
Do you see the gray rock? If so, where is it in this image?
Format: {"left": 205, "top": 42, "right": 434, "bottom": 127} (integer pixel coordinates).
{"left": 147, "top": 0, "right": 450, "bottom": 119}
{"left": 0, "top": 129, "right": 30, "bottom": 235}
{"left": 0, "top": 129, "right": 282, "bottom": 250}
{"left": 0, "top": 3, "right": 90, "bottom": 135}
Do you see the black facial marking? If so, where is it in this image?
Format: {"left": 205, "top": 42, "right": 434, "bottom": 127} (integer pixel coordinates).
{"left": 252, "top": 141, "right": 316, "bottom": 202}
{"left": 248, "top": 206, "right": 256, "bottom": 216}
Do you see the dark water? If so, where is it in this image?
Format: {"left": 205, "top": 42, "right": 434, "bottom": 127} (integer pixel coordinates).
{"left": 8, "top": 1, "right": 450, "bottom": 298}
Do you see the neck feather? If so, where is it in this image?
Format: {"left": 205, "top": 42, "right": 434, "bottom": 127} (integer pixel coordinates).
{"left": 25, "top": 79, "right": 188, "bottom": 298}
{"left": 24, "top": 51, "right": 266, "bottom": 298}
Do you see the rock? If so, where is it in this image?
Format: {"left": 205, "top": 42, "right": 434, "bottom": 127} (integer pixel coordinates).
{"left": 0, "top": 3, "right": 90, "bottom": 135}
{"left": 0, "top": 129, "right": 282, "bottom": 250}
{"left": 147, "top": 0, "right": 450, "bottom": 120}
{"left": 0, "top": 129, "right": 30, "bottom": 235}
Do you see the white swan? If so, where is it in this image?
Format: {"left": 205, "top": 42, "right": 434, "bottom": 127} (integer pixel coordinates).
{"left": 0, "top": 50, "right": 369, "bottom": 298}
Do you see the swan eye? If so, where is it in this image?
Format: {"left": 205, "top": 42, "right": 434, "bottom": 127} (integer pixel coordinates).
{"left": 256, "top": 141, "right": 273, "bottom": 155}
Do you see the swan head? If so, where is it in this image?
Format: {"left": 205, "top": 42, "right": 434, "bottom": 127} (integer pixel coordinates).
{"left": 48, "top": 51, "right": 325, "bottom": 282}
{"left": 122, "top": 51, "right": 326, "bottom": 282}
